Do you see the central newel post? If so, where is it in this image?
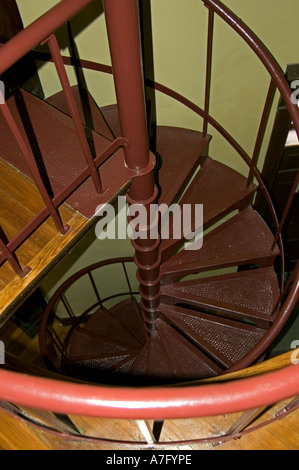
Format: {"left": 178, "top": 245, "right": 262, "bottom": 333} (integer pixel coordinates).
{"left": 103, "top": 0, "right": 161, "bottom": 333}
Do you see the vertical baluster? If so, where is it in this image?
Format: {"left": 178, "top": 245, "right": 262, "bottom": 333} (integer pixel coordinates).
{"left": 51, "top": 327, "right": 64, "bottom": 354}
{"left": 45, "top": 34, "right": 103, "bottom": 194}
{"left": 123, "top": 262, "right": 134, "bottom": 300}
{"left": 247, "top": 78, "right": 276, "bottom": 186}
{"left": 0, "top": 94, "right": 67, "bottom": 235}
{"left": 203, "top": 8, "right": 214, "bottom": 138}
{"left": 0, "top": 236, "right": 30, "bottom": 277}
{"left": 135, "top": 420, "right": 156, "bottom": 445}
{"left": 272, "top": 172, "right": 299, "bottom": 250}
{"left": 60, "top": 294, "right": 76, "bottom": 321}
{"left": 88, "top": 271, "right": 103, "bottom": 309}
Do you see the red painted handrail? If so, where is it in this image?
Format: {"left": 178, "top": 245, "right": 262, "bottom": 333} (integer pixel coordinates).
{"left": 0, "top": 362, "right": 298, "bottom": 420}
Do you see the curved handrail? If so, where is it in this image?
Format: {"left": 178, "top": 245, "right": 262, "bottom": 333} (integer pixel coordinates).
{"left": 0, "top": 361, "right": 298, "bottom": 420}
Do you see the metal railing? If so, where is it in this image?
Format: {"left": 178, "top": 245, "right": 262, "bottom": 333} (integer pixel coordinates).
{"left": 0, "top": 0, "right": 129, "bottom": 277}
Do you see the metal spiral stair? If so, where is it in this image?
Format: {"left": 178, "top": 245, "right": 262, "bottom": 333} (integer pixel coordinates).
{"left": 36, "top": 87, "right": 282, "bottom": 386}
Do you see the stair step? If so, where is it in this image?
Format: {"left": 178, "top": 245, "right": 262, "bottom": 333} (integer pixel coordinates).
{"left": 62, "top": 352, "right": 135, "bottom": 383}
{"left": 161, "top": 266, "right": 280, "bottom": 327}
{"left": 83, "top": 308, "right": 142, "bottom": 348}
{"left": 154, "top": 126, "right": 211, "bottom": 206}
{"left": 127, "top": 318, "right": 222, "bottom": 385}
{"left": 100, "top": 104, "right": 121, "bottom": 138}
{"left": 108, "top": 350, "right": 140, "bottom": 376}
{"left": 45, "top": 85, "right": 115, "bottom": 141}
{"left": 0, "top": 83, "right": 118, "bottom": 218}
{"left": 66, "top": 306, "right": 143, "bottom": 358}
{"left": 159, "top": 157, "right": 256, "bottom": 262}
{"left": 65, "top": 323, "right": 136, "bottom": 362}
{"left": 100, "top": 104, "right": 212, "bottom": 205}
{"left": 161, "top": 207, "right": 280, "bottom": 284}
{"left": 159, "top": 304, "right": 267, "bottom": 369}
{"left": 109, "top": 298, "right": 147, "bottom": 346}
{"left": 62, "top": 307, "right": 141, "bottom": 382}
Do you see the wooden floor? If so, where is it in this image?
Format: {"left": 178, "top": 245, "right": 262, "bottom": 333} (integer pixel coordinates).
{"left": 0, "top": 317, "right": 298, "bottom": 451}
{"left": 0, "top": 147, "right": 132, "bottom": 325}
{"left": 0, "top": 398, "right": 298, "bottom": 451}
{"left": 0, "top": 157, "right": 118, "bottom": 325}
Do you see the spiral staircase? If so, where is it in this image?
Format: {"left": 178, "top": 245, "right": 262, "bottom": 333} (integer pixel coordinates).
{"left": 0, "top": 0, "right": 298, "bottom": 447}
{"left": 39, "top": 92, "right": 281, "bottom": 385}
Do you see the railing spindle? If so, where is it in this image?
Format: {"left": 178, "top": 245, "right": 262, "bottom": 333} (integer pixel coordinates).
{"left": 45, "top": 34, "right": 103, "bottom": 194}
{"left": 60, "top": 294, "right": 76, "bottom": 320}
{"left": 203, "top": 8, "right": 214, "bottom": 138}
{"left": 0, "top": 93, "right": 67, "bottom": 235}
{"left": 123, "top": 262, "right": 134, "bottom": 300}
{"left": 272, "top": 172, "right": 299, "bottom": 251}
{"left": 247, "top": 78, "right": 276, "bottom": 187}
{"left": 88, "top": 272, "right": 103, "bottom": 309}
{"left": 0, "top": 236, "right": 29, "bottom": 278}
{"left": 50, "top": 327, "right": 64, "bottom": 353}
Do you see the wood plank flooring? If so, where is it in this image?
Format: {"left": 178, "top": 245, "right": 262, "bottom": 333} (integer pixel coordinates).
{"left": 0, "top": 158, "right": 93, "bottom": 322}
{"left": 0, "top": 152, "right": 131, "bottom": 323}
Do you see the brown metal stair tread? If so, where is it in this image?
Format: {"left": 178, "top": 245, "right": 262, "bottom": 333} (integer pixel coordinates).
{"left": 159, "top": 304, "right": 267, "bottom": 369}
{"left": 100, "top": 103, "right": 122, "bottom": 139}
{"left": 127, "top": 318, "right": 222, "bottom": 384}
{"left": 159, "top": 156, "right": 256, "bottom": 261}
{"left": 161, "top": 206, "right": 280, "bottom": 283}
{"left": 65, "top": 328, "right": 135, "bottom": 362}
{"left": 62, "top": 353, "right": 136, "bottom": 384}
{"left": 161, "top": 266, "right": 280, "bottom": 325}
{"left": 62, "top": 309, "right": 140, "bottom": 382}
{"left": 82, "top": 307, "right": 142, "bottom": 348}
{"left": 0, "top": 84, "right": 120, "bottom": 218}
{"left": 108, "top": 298, "right": 147, "bottom": 345}
{"left": 62, "top": 307, "right": 142, "bottom": 382}
{"left": 100, "top": 103, "right": 212, "bottom": 206}
{"left": 153, "top": 126, "right": 211, "bottom": 206}
{"left": 45, "top": 85, "right": 115, "bottom": 141}
{"left": 65, "top": 307, "right": 141, "bottom": 360}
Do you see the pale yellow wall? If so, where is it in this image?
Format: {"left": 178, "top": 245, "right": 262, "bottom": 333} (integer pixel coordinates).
{"left": 14, "top": 0, "right": 299, "bottom": 301}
